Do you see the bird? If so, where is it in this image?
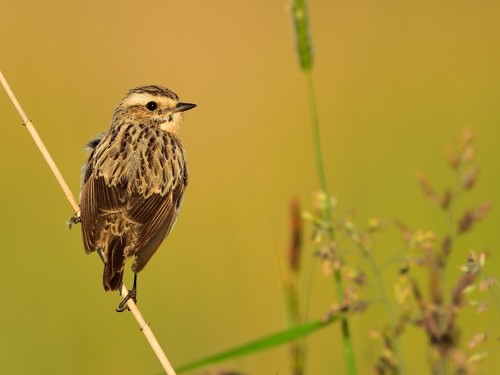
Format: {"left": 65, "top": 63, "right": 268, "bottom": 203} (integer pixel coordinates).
{"left": 78, "top": 85, "right": 196, "bottom": 312}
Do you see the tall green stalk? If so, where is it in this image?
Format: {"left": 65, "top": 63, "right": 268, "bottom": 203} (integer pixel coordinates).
{"left": 291, "top": 1, "right": 357, "bottom": 374}
{"left": 305, "top": 74, "right": 330, "bottom": 219}
{"left": 306, "top": 72, "right": 356, "bottom": 374}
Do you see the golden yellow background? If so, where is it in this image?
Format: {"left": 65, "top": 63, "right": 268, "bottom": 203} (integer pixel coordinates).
{"left": 1, "top": 1, "right": 499, "bottom": 374}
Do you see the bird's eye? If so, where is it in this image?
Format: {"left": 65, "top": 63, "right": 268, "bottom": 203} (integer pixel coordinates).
{"left": 146, "top": 101, "right": 158, "bottom": 111}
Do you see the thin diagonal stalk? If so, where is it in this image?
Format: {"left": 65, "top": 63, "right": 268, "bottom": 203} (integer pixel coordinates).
{"left": 0, "top": 73, "right": 80, "bottom": 212}
{"left": 360, "top": 245, "right": 406, "bottom": 374}
{"left": 0, "top": 69, "right": 176, "bottom": 375}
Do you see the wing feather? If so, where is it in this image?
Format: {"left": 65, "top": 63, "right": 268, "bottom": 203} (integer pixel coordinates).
{"left": 81, "top": 176, "right": 98, "bottom": 253}
{"left": 127, "top": 191, "right": 180, "bottom": 272}
{"left": 81, "top": 176, "right": 127, "bottom": 252}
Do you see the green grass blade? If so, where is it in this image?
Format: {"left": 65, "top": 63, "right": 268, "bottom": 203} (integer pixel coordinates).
{"left": 176, "top": 317, "right": 338, "bottom": 373}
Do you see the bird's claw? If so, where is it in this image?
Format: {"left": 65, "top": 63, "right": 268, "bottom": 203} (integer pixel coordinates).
{"left": 116, "top": 289, "right": 137, "bottom": 313}
{"left": 68, "top": 211, "right": 81, "bottom": 229}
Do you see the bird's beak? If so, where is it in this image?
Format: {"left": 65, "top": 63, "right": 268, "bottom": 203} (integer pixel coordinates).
{"left": 173, "top": 102, "right": 197, "bottom": 113}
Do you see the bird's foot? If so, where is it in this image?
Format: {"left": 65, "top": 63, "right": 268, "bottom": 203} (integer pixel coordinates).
{"left": 116, "top": 289, "right": 137, "bottom": 313}
{"left": 68, "top": 212, "right": 81, "bottom": 229}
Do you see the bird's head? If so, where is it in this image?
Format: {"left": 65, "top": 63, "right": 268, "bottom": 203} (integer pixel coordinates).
{"left": 113, "top": 85, "right": 196, "bottom": 134}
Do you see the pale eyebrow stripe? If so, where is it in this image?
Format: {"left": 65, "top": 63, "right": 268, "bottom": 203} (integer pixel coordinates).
{"left": 122, "top": 93, "right": 178, "bottom": 109}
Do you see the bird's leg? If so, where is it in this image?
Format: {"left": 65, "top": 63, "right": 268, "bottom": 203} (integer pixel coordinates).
{"left": 116, "top": 273, "right": 138, "bottom": 313}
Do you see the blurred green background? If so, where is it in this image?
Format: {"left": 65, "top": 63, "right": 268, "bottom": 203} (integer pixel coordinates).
{"left": 1, "top": 1, "right": 500, "bottom": 374}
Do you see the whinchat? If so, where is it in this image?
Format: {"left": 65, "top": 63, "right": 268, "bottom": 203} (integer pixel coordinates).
{"left": 78, "top": 85, "right": 196, "bottom": 311}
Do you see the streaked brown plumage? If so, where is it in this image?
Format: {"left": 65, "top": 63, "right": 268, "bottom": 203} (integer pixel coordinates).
{"left": 79, "top": 85, "right": 195, "bottom": 310}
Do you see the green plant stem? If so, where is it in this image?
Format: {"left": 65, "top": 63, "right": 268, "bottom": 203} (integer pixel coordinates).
{"left": 334, "top": 266, "right": 357, "bottom": 375}
{"left": 305, "top": 71, "right": 357, "bottom": 375}
{"left": 363, "top": 248, "right": 407, "bottom": 375}
{"left": 306, "top": 73, "right": 330, "bottom": 211}
{"left": 436, "top": 165, "right": 464, "bottom": 374}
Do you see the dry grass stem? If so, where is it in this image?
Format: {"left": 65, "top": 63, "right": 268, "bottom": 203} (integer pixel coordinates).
{"left": 0, "top": 69, "right": 176, "bottom": 375}
{"left": 0, "top": 71, "right": 80, "bottom": 212}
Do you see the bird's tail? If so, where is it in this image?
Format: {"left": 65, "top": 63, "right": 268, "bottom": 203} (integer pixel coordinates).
{"left": 102, "top": 236, "right": 126, "bottom": 291}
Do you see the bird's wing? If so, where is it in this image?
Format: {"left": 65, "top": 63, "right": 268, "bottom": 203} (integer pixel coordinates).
{"left": 80, "top": 175, "right": 128, "bottom": 253}
{"left": 80, "top": 142, "right": 187, "bottom": 273}
{"left": 126, "top": 180, "right": 186, "bottom": 273}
